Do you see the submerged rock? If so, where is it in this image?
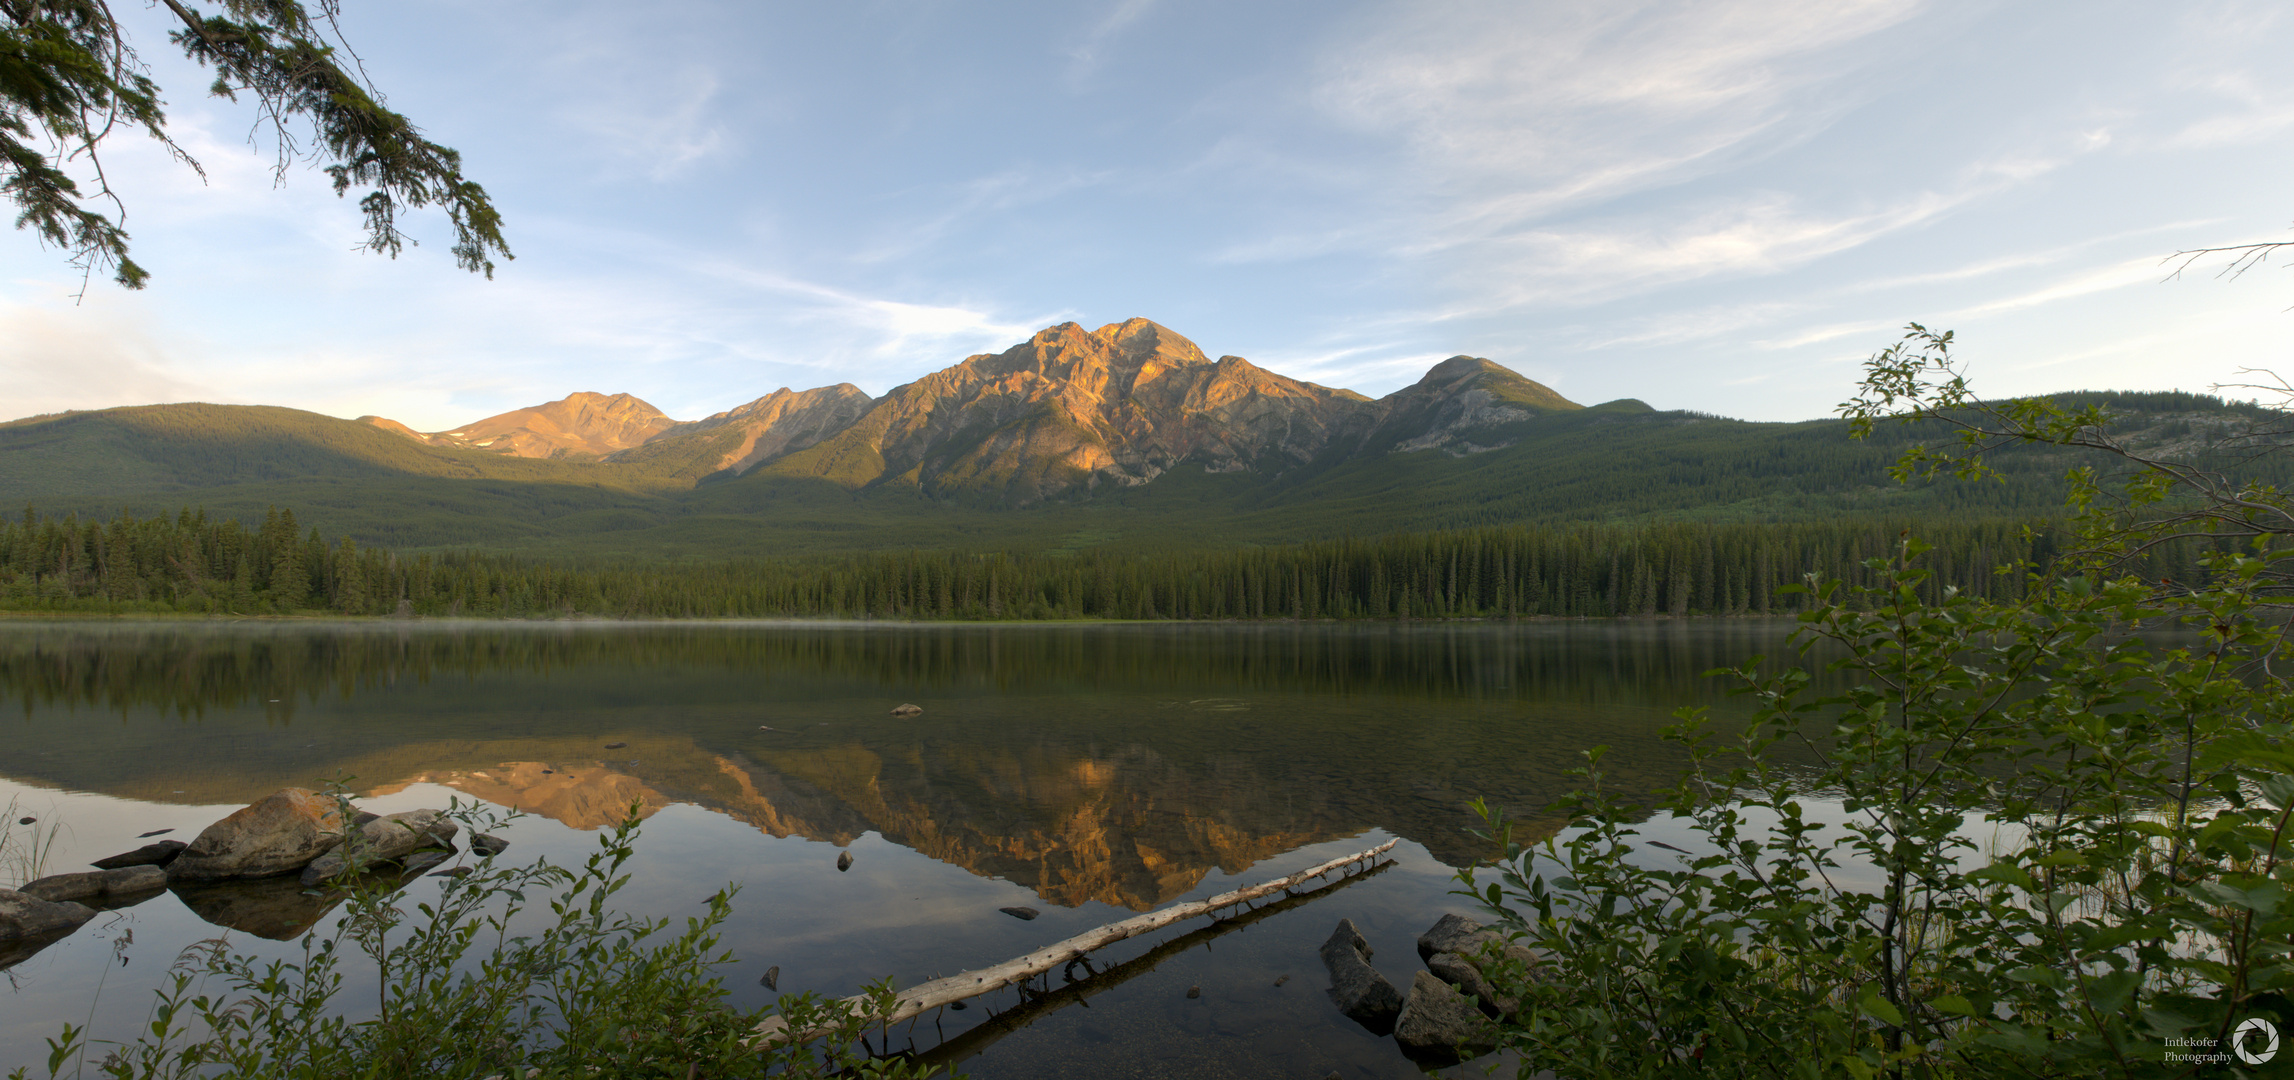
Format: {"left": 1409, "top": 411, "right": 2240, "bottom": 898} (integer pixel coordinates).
{"left": 298, "top": 810, "right": 459, "bottom": 886}
{"left": 998, "top": 906, "right": 1040, "bottom": 921}
{"left": 167, "top": 789, "right": 347, "bottom": 882}
{"left": 1394, "top": 969, "right": 1499, "bottom": 1063}
{"left": 890, "top": 703, "right": 923, "bottom": 717}
{"left": 20, "top": 866, "right": 167, "bottom": 905}
{"left": 761, "top": 965, "right": 780, "bottom": 990}
{"left": 92, "top": 839, "right": 187, "bottom": 871}
{"left": 836, "top": 851, "right": 854, "bottom": 872}
{"left": 1319, "top": 918, "right": 1402, "bottom": 1034}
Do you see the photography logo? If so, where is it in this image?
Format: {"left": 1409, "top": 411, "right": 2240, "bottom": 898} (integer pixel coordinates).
{"left": 2235, "top": 1017, "right": 2281, "bottom": 1066}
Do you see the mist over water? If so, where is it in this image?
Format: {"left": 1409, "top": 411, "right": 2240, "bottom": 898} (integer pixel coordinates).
{"left": 0, "top": 618, "right": 1816, "bottom": 1077}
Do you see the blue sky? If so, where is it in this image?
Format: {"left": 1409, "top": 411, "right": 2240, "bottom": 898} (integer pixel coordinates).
{"left": 5, "top": 0, "right": 2291, "bottom": 428}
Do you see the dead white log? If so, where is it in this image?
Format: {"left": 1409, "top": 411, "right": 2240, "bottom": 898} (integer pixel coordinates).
{"left": 752, "top": 837, "right": 1399, "bottom": 1045}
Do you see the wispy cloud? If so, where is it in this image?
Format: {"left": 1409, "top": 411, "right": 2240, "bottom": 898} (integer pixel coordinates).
{"left": 1064, "top": 0, "right": 1159, "bottom": 84}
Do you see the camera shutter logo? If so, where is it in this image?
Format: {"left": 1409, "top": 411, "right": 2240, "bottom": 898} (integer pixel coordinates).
{"left": 2235, "top": 1018, "right": 2281, "bottom": 1065}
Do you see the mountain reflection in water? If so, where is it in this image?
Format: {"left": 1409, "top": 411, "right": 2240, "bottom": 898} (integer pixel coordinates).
{"left": 1, "top": 620, "right": 1817, "bottom": 911}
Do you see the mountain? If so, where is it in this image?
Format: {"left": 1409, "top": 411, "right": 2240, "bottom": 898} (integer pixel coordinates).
{"left": 611, "top": 384, "right": 876, "bottom": 481}
{"left": 762, "top": 318, "right": 1380, "bottom": 502}
{"left": 3, "top": 317, "right": 2266, "bottom": 558}
{"left": 361, "top": 391, "right": 678, "bottom": 459}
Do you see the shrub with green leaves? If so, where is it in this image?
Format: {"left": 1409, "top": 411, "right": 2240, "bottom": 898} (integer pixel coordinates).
{"left": 1463, "top": 329, "right": 2294, "bottom": 1079}
{"left": 10, "top": 801, "right": 940, "bottom": 1080}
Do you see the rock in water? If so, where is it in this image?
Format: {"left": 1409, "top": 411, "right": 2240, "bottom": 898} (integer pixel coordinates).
{"left": 1186, "top": 985, "right": 1201, "bottom": 999}
{"left": 604, "top": 742, "right": 627, "bottom": 750}
{"left": 16, "top": 816, "right": 33, "bottom": 826}
{"left": 399, "top": 850, "right": 449, "bottom": 875}
{"left": 19, "top": 866, "right": 167, "bottom": 905}
{"left": 1319, "top": 918, "right": 1402, "bottom": 1034}
{"left": 836, "top": 851, "right": 854, "bottom": 872}
{"left": 430, "top": 866, "right": 474, "bottom": 879}
{"left": 889, "top": 703, "right": 923, "bottom": 716}
{"left": 298, "top": 810, "right": 460, "bottom": 886}
{"left": 470, "top": 833, "right": 510, "bottom": 857}
{"left": 0, "top": 889, "right": 96, "bottom": 942}
{"left": 1418, "top": 912, "right": 1501, "bottom": 961}
{"left": 1427, "top": 951, "right": 1515, "bottom": 1018}
{"left": 760, "top": 965, "right": 780, "bottom": 990}
{"left": 998, "top": 906, "right": 1040, "bottom": 921}
{"left": 167, "top": 789, "right": 347, "bottom": 882}
{"left": 91, "top": 839, "right": 187, "bottom": 870}
{"left": 137, "top": 828, "right": 173, "bottom": 838}
{"left": 1394, "top": 970, "right": 1499, "bottom": 1064}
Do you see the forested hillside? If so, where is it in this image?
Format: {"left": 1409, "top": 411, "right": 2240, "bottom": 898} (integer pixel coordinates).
{"left": 1, "top": 390, "right": 2270, "bottom": 558}
{"left": 0, "top": 506, "right": 2228, "bottom": 621}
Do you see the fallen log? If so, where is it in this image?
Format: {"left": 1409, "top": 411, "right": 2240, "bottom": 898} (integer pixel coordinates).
{"left": 907, "top": 858, "right": 1394, "bottom": 1073}
{"left": 752, "top": 837, "right": 1399, "bottom": 1045}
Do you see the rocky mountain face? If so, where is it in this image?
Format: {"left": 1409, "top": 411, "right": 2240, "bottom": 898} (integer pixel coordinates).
{"left": 765, "top": 318, "right": 1378, "bottom": 501}
{"left": 360, "top": 318, "right": 1585, "bottom": 499}
{"left": 362, "top": 391, "right": 678, "bottom": 459}
{"left": 608, "top": 385, "right": 877, "bottom": 479}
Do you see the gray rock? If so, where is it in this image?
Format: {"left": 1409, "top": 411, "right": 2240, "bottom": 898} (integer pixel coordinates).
{"left": 20, "top": 866, "right": 168, "bottom": 905}
{"left": 1418, "top": 912, "right": 1502, "bottom": 961}
{"left": 760, "top": 965, "right": 779, "bottom": 990}
{"left": 1428, "top": 950, "right": 1515, "bottom": 1018}
{"left": 890, "top": 703, "right": 923, "bottom": 716}
{"left": 91, "top": 839, "right": 187, "bottom": 870}
{"left": 836, "top": 851, "right": 853, "bottom": 872}
{"left": 0, "top": 889, "right": 96, "bottom": 942}
{"left": 470, "top": 833, "right": 509, "bottom": 857}
{"left": 1394, "top": 969, "right": 1499, "bottom": 1064}
{"left": 430, "top": 866, "right": 475, "bottom": 879}
{"left": 1319, "top": 918, "right": 1402, "bottom": 1034}
{"left": 399, "top": 850, "right": 449, "bottom": 875}
{"left": 298, "top": 810, "right": 459, "bottom": 886}
{"left": 998, "top": 906, "right": 1039, "bottom": 920}
{"left": 167, "top": 789, "right": 347, "bottom": 882}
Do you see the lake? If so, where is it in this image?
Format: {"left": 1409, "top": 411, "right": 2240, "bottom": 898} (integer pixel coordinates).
{"left": 0, "top": 618, "right": 1810, "bottom": 1077}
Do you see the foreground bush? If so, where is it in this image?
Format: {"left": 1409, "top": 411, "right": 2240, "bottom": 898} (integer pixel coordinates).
{"left": 10, "top": 804, "right": 938, "bottom": 1080}
{"left": 1465, "top": 330, "right": 2294, "bottom": 1078}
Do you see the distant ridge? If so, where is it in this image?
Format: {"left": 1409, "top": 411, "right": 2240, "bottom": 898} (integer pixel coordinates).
{"left": 350, "top": 317, "right": 1585, "bottom": 503}
{"left": 5, "top": 320, "right": 2255, "bottom": 559}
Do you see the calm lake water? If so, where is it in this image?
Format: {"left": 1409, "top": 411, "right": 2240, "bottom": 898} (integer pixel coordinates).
{"left": 0, "top": 618, "right": 1812, "bottom": 1077}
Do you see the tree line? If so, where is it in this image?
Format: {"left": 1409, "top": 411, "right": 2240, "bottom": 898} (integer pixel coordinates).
{"left": 0, "top": 505, "right": 2228, "bottom": 621}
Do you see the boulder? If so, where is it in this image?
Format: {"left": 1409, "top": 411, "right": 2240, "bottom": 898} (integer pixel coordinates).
{"left": 1319, "top": 918, "right": 1402, "bottom": 1034}
{"left": 1427, "top": 950, "right": 1515, "bottom": 1018}
{"left": 20, "top": 866, "right": 168, "bottom": 905}
{"left": 1418, "top": 912, "right": 1502, "bottom": 961}
{"left": 167, "top": 789, "right": 347, "bottom": 882}
{"left": 0, "top": 889, "right": 96, "bottom": 942}
{"left": 297, "top": 810, "right": 459, "bottom": 886}
{"left": 470, "top": 833, "right": 510, "bottom": 857}
{"left": 1394, "top": 969, "right": 1499, "bottom": 1064}
{"left": 91, "top": 839, "right": 187, "bottom": 870}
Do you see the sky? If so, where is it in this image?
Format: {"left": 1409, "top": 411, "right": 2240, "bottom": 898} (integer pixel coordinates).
{"left": 5, "top": 0, "right": 2293, "bottom": 429}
